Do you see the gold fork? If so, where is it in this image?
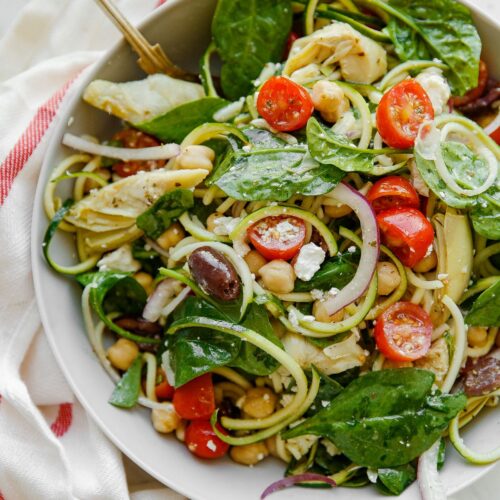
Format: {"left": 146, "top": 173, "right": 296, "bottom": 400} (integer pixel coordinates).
{"left": 94, "top": 0, "right": 195, "bottom": 80}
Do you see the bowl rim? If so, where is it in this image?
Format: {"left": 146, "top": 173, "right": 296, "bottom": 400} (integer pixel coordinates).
{"left": 31, "top": 0, "right": 499, "bottom": 498}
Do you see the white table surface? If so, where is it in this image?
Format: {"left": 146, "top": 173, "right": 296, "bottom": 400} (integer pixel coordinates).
{"left": 0, "top": 0, "right": 498, "bottom": 498}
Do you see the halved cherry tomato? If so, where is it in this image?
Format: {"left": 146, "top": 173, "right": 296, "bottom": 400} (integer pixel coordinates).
{"left": 367, "top": 176, "right": 420, "bottom": 213}
{"left": 257, "top": 76, "right": 314, "bottom": 132}
{"left": 247, "top": 215, "right": 306, "bottom": 261}
{"left": 155, "top": 370, "right": 175, "bottom": 401}
{"left": 283, "top": 31, "right": 299, "bottom": 60}
{"left": 374, "top": 301, "right": 432, "bottom": 362}
{"left": 377, "top": 207, "right": 434, "bottom": 268}
{"left": 376, "top": 79, "right": 434, "bottom": 149}
{"left": 112, "top": 129, "right": 165, "bottom": 177}
{"left": 451, "top": 60, "right": 488, "bottom": 108}
{"left": 173, "top": 373, "right": 215, "bottom": 420}
{"left": 185, "top": 420, "right": 229, "bottom": 459}
{"left": 490, "top": 125, "right": 500, "bottom": 145}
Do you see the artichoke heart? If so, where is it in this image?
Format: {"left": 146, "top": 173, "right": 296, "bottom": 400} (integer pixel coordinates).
{"left": 66, "top": 169, "right": 208, "bottom": 232}
{"left": 83, "top": 74, "right": 204, "bottom": 124}
{"left": 283, "top": 22, "right": 387, "bottom": 85}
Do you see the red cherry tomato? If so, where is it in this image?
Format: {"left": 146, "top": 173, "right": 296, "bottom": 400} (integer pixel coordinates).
{"left": 283, "top": 31, "right": 299, "bottom": 59}
{"left": 173, "top": 373, "right": 215, "bottom": 420}
{"left": 367, "top": 176, "right": 420, "bottom": 214}
{"left": 377, "top": 207, "right": 434, "bottom": 268}
{"left": 247, "top": 215, "right": 307, "bottom": 261}
{"left": 374, "top": 301, "right": 432, "bottom": 362}
{"left": 376, "top": 79, "right": 434, "bottom": 149}
{"left": 155, "top": 371, "right": 175, "bottom": 401}
{"left": 257, "top": 76, "right": 314, "bottom": 132}
{"left": 451, "top": 60, "right": 488, "bottom": 107}
{"left": 112, "top": 129, "right": 165, "bottom": 177}
{"left": 185, "top": 420, "right": 229, "bottom": 459}
{"left": 490, "top": 125, "right": 500, "bottom": 145}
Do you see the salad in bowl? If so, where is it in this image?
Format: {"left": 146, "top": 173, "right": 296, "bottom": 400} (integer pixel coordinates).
{"left": 41, "top": 0, "right": 500, "bottom": 497}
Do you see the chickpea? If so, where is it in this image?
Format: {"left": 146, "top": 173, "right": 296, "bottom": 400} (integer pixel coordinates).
{"left": 376, "top": 261, "right": 401, "bottom": 296}
{"left": 467, "top": 326, "right": 488, "bottom": 348}
{"left": 244, "top": 250, "right": 268, "bottom": 274}
{"left": 312, "top": 300, "right": 344, "bottom": 323}
{"left": 242, "top": 387, "right": 277, "bottom": 419}
{"left": 230, "top": 442, "right": 269, "bottom": 466}
{"left": 258, "top": 260, "right": 296, "bottom": 294}
{"left": 133, "top": 271, "right": 154, "bottom": 295}
{"left": 84, "top": 167, "right": 111, "bottom": 193}
{"left": 175, "top": 145, "right": 215, "bottom": 172}
{"left": 175, "top": 420, "right": 187, "bottom": 442}
{"left": 265, "top": 435, "right": 279, "bottom": 458}
{"left": 413, "top": 249, "right": 437, "bottom": 273}
{"left": 151, "top": 406, "right": 181, "bottom": 434}
{"left": 311, "top": 80, "right": 350, "bottom": 123}
{"left": 107, "top": 338, "right": 139, "bottom": 371}
{"left": 156, "top": 222, "right": 185, "bottom": 250}
{"left": 324, "top": 203, "right": 352, "bottom": 218}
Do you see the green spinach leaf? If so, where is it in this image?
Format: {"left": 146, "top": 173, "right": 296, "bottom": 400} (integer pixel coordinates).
{"left": 109, "top": 355, "right": 144, "bottom": 408}
{"left": 465, "top": 280, "right": 500, "bottom": 327}
{"left": 131, "top": 239, "right": 163, "bottom": 276}
{"left": 307, "top": 118, "right": 404, "bottom": 173}
{"left": 294, "top": 250, "right": 359, "bottom": 292}
{"left": 305, "top": 369, "right": 344, "bottom": 418}
{"left": 212, "top": 0, "right": 292, "bottom": 100}
{"left": 283, "top": 369, "right": 466, "bottom": 468}
{"left": 213, "top": 127, "right": 344, "bottom": 201}
{"left": 136, "top": 188, "right": 193, "bottom": 239}
{"left": 376, "top": 464, "right": 416, "bottom": 495}
{"left": 470, "top": 202, "right": 500, "bottom": 240}
{"left": 381, "top": 0, "right": 481, "bottom": 95}
{"left": 136, "top": 97, "right": 229, "bottom": 143}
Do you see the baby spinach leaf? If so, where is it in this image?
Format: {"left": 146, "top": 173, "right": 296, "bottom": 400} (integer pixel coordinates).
{"left": 109, "top": 355, "right": 144, "bottom": 408}
{"left": 305, "top": 369, "right": 344, "bottom": 418}
{"left": 283, "top": 369, "right": 466, "bottom": 468}
{"left": 213, "top": 127, "right": 344, "bottom": 201}
{"left": 465, "top": 280, "right": 500, "bottom": 327}
{"left": 470, "top": 202, "right": 500, "bottom": 240}
{"left": 76, "top": 271, "right": 157, "bottom": 345}
{"left": 376, "top": 464, "right": 416, "bottom": 496}
{"left": 131, "top": 239, "right": 163, "bottom": 276}
{"left": 381, "top": 0, "right": 481, "bottom": 95}
{"left": 136, "top": 188, "right": 194, "bottom": 239}
{"left": 136, "top": 97, "right": 229, "bottom": 143}
{"left": 212, "top": 0, "right": 292, "bottom": 100}
{"left": 294, "top": 250, "right": 359, "bottom": 292}
{"left": 307, "top": 118, "right": 405, "bottom": 173}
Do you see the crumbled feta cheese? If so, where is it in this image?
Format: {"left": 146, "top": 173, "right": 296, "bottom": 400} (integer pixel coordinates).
{"left": 332, "top": 110, "right": 362, "bottom": 140}
{"left": 311, "top": 289, "right": 325, "bottom": 301}
{"left": 288, "top": 309, "right": 300, "bottom": 327}
{"left": 328, "top": 287, "right": 339, "bottom": 297}
{"left": 293, "top": 243, "right": 326, "bottom": 281}
{"left": 213, "top": 216, "right": 242, "bottom": 236}
{"left": 347, "top": 245, "right": 356, "bottom": 253}
{"left": 280, "top": 393, "right": 294, "bottom": 408}
{"left": 97, "top": 244, "right": 140, "bottom": 273}
{"left": 415, "top": 68, "right": 451, "bottom": 115}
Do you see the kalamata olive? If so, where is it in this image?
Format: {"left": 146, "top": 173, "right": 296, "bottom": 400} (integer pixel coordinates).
{"left": 218, "top": 397, "right": 241, "bottom": 419}
{"left": 115, "top": 316, "right": 162, "bottom": 353}
{"left": 188, "top": 246, "right": 240, "bottom": 301}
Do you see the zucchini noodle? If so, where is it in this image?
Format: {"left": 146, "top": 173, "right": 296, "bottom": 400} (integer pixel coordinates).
{"left": 275, "top": 292, "right": 314, "bottom": 303}
{"left": 406, "top": 267, "right": 444, "bottom": 290}
{"left": 304, "top": 0, "right": 320, "bottom": 35}
{"left": 143, "top": 352, "right": 158, "bottom": 402}
{"left": 467, "top": 327, "right": 498, "bottom": 358}
{"left": 460, "top": 276, "right": 500, "bottom": 304}
{"left": 211, "top": 367, "right": 252, "bottom": 390}
{"left": 441, "top": 295, "right": 467, "bottom": 393}
{"left": 178, "top": 212, "right": 231, "bottom": 243}
{"left": 378, "top": 60, "right": 448, "bottom": 92}
{"left": 473, "top": 242, "right": 500, "bottom": 276}
{"left": 73, "top": 156, "right": 104, "bottom": 201}
{"left": 168, "top": 318, "right": 309, "bottom": 431}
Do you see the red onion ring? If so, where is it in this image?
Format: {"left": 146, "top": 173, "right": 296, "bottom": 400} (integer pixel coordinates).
{"left": 418, "top": 440, "right": 446, "bottom": 500}
{"left": 142, "top": 278, "right": 181, "bottom": 322}
{"left": 261, "top": 473, "right": 336, "bottom": 499}
{"left": 63, "top": 133, "right": 180, "bottom": 161}
{"left": 323, "top": 182, "right": 380, "bottom": 316}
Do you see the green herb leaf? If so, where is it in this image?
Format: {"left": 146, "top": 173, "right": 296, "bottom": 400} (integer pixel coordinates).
{"left": 212, "top": 0, "right": 292, "bottom": 100}
{"left": 136, "top": 188, "right": 194, "bottom": 239}
{"left": 465, "top": 280, "right": 500, "bottom": 327}
{"left": 307, "top": 118, "right": 404, "bottom": 173}
{"left": 470, "top": 201, "right": 500, "bottom": 240}
{"left": 136, "top": 97, "right": 230, "bottom": 143}
{"left": 109, "top": 355, "right": 144, "bottom": 408}
{"left": 283, "top": 369, "right": 466, "bottom": 468}
{"left": 213, "top": 127, "right": 344, "bottom": 201}
{"left": 384, "top": 0, "right": 481, "bottom": 95}
{"left": 376, "top": 464, "right": 416, "bottom": 495}
{"left": 294, "top": 250, "right": 359, "bottom": 292}
{"left": 305, "top": 369, "right": 344, "bottom": 418}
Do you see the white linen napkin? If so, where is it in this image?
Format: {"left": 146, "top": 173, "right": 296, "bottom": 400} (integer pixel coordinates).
{"left": 0, "top": 1, "right": 184, "bottom": 499}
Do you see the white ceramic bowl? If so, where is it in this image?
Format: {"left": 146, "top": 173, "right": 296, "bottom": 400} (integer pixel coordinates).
{"left": 31, "top": 1, "right": 499, "bottom": 499}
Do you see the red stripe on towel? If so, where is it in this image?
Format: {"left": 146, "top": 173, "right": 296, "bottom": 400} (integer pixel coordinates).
{"left": 50, "top": 403, "right": 73, "bottom": 438}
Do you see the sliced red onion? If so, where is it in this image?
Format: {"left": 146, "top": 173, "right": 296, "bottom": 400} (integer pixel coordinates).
{"left": 418, "top": 440, "right": 446, "bottom": 500}
{"left": 63, "top": 133, "right": 180, "bottom": 161}
{"left": 261, "top": 473, "right": 336, "bottom": 499}
{"left": 323, "top": 182, "right": 380, "bottom": 316}
{"left": 142, "top": 278, "right": 181, "bottom": 322}
{"left": 484, "top": 109, "right": 500, "bottom": 136}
